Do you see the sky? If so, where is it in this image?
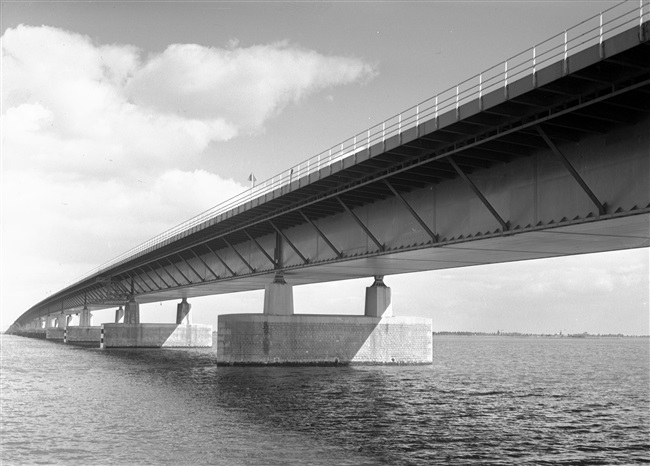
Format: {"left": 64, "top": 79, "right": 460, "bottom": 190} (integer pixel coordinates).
{"left": 1, "top": 0, "right": 648, "bottom": 335}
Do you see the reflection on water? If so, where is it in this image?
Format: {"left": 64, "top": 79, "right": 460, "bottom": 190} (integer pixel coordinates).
{"left": 1, "top": 335, "right": 648, "bottom": 465}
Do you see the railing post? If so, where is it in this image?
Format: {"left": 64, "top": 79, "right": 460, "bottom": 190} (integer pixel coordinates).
{"left": 382, "top": 121, "right": 386, "bottom": 150}
{"left": 329, "top": 148, "right": 332, "bottom": 174}
{"left": 455, "top": 85, "right": 460, "bottom": 119}
{"left": 562, "top": 29, "right": 569, "bottom": 74}
{"left": 504, "top": 60, "right": 509, "bottom": 99}
{"left": 641, "top": 0, "right": 646, "bottom": 41}
{"left": 532, "top": 47, "right": 537, "bottom": 87}
{"left": 479, "top": 73, "right": 483, "bottom": 110}
{"left": 434, "top": 95, "right": 439, "bottom": 130}
{"left": 600, "top": 12, "right": 604, "bottom": 58}
{"left": 416, "top": 104, "right": 420, "bottom": 136}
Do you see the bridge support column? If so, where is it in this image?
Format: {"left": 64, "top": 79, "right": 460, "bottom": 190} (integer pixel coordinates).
{"left": 263, "top": 273, "right": 294, "bottom": 315}
{"left": 176, "top": 298, "right": 192, "bottom": 325}
{"left": 124, "top": 299, "right": 139, "bottom": 325}
{"left": 364, "top": 276, "right": 393, "bottom": 318}
{"left": 79, "top": 307, "right": 92, "bottom": 327}
{"left": 56, "top": 312, "right": 67, "bottom": 328}
{"left": 115, "top": 306, "right": 124, "bottom": 323}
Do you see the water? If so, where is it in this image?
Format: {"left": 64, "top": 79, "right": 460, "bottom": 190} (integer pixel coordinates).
{"left": 1, "top": 335, "right": 648, "bottom": 465}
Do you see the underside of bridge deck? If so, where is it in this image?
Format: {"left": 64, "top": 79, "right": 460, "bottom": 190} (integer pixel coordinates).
{"left": 13, "top": 21, "right": 650, "bottom": 327}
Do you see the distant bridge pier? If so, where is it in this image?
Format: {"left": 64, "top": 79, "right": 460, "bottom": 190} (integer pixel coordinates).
{"left": 100, "top": 298, "right": 212, "bottom": 349}
{"left": 45, "top": 312, "right": 66, "bottom": 341}
{"left": 217, "top": 275, "right": 432, "bottom": 365}
{"left": 79, "top": 307, "right": 92, "bottom": 326}
{"left": 61, "top": 307, "right": 101, "bottom": 346}
{"left": 114, "top": 306, "right": 124, "bottom": 323}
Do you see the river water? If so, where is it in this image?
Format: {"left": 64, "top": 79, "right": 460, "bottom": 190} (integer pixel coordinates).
{"left": 1, "top": 334, "right": 648, "bottom": 465}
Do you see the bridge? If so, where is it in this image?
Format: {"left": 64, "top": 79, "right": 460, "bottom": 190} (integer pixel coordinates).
{"left": 9, "top": 2, "right": 650, "bottom": 363}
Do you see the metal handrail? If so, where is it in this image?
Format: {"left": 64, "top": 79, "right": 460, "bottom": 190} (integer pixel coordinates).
{"left": 66, "top": 0, "right": 648, "bottom": 289}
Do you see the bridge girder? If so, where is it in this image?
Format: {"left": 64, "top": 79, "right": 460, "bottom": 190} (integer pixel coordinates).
{"left": 15, "top": 22, "right": 650, "bottom": 325}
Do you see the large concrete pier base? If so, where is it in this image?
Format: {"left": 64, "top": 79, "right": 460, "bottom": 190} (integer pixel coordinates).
{"left": 65, "top": 327, "right": 101, "bottom": 346}
{"left": 45, "top": 327, "right": 65, "bottom": 341}
{"left": 216, "top": 314, "right": 432, "bottom": 365}
{"left": 100, "top": 324, "right": 213, "bottom": 348}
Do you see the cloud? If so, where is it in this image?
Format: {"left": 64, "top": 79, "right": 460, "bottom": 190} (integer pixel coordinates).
{"left": 0, "top": 24, "right": 377, "bottom": 328}
{"left": 125, "top": 41, "right": 377, "bottom": 132}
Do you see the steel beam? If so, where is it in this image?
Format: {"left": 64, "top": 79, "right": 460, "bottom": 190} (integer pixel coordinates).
{"left": 244, "top": 231, "right": 276, "bottom": 267}
{"left": 155, "top": 261, "right": 182, "bottom": 287}
{"left": 204, "top": 244, "right": 236, "bottom": 277}
{"left": 125, "top": 271, "right": 150, "bottom": 293}
{"left": 167, "top": 258, "right": 192, "bottom": 285}
{"left": 137, "top": 267, "right": 162, "bottom": 290}
{"left": 222, "top": 237, "right": 255, "bottom": 273}
{"left": 189, "top": 249, "right": 220, "bottom": 280}
{"left": 298, "top": 210, "right": 342, "bottom": 258}
{"left": 448, "top": 157, "right": 510, "bottom": 232}
{"left": 383, "top": 180, "right": 438, "bottom": 243}
{"left": 335, "top": 196, "right": 384, "bottom": 252}
{"left": 535, "top": 125, "right": 606, "bottom": 215}
{"left": 146, "top": 264, "right": 171, "bottom": 289}
{"left": 177, "top": 253, "right": 205, "bottom": 283}
{"left": 269, "top": 220, "right": 309, "bottom": 264}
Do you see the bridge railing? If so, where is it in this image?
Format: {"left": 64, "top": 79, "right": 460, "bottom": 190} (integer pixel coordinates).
{"left": 67, "top": 0, "right": 648, "bottom": 289}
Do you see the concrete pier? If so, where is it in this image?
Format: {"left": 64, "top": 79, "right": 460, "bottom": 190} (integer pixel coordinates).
{"left": 364, "top": 275, "right": 393, "bottom": 317}
{"left": 115, "top": 306, "right": 124, "bottom": 323}
{"left": 79, "top": 307, "right": 92, "bottom": 327}
{"left": 263, "top": 273, "right": 294, "bottom": 315}
{"left": 217, "top": 314, "right": 432, "bottom": 365}
{"left": 101, "top": 323, "right": 212, "bottom": 348}
{"left": 176, "top": 298, "right": 191, "bottom": 324}
{"left": 46, "top": 327, "right": 65, "bottom": 341}
{"left": 124, "top": 299, "right": 139, "bottom": 324}
{"left": 65, "top": 327, "right": 102, "bottom": 346}
{"left": 217, "top": 276, "right": 432, "bottom": 365}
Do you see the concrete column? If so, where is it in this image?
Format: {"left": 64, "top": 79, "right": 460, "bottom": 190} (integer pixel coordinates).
{"left": 56, "top": 312, "right": 66, "bottom": 328}
{"left": 66, "top": 314, "right": 73, "bottom": 327}
{"left": 176, "top": 298, "right": 191, "bottom": 325}
{"left": 364, "top": 276, "right": 393, "bottom": 318}
{"left": 79, "top": 307, "right": 92, "bottom": 326}
{"left": 115, "top": 306, "right": 124, "bottom": 323}
{"left": 263, "top": 273, "right": 294, "bottom": 315}
{"left": 124, "top": 299, "right": 139, "bottom": 324}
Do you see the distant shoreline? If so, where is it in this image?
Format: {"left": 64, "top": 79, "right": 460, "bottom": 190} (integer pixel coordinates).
{"left": 434, "top": 331, "right": 649, "bottom": 338}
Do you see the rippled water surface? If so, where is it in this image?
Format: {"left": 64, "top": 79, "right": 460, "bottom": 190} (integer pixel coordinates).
{"left": 1, "top": 335, "right": 648, "bottom": 465}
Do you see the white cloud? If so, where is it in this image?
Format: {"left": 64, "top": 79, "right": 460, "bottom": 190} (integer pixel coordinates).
{"left": 1, "top": 25, "right": 377, "bottom": 328}
{"left": 125, "top": 41, "right": 377, "bottom": 132}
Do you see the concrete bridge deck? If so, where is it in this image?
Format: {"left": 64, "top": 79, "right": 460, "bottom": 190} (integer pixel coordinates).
{"left": 11, "top": 3, "right": 650, "bottom": 328}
